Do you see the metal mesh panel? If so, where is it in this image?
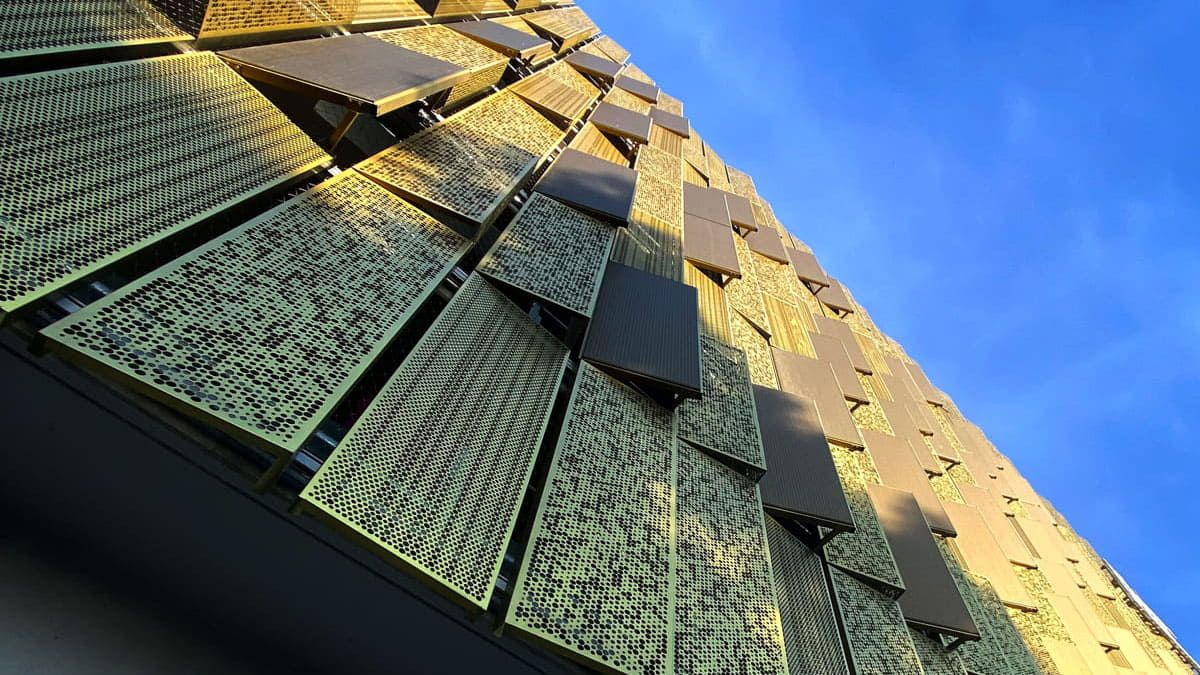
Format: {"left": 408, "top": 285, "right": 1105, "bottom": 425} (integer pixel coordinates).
{"left": 731, "top": 310, "right": 778, "bottom": 388}
{"left": 0, "top": 1, "right": 191, "bottom": 60}
{"left": 477, "top": 193, "right": 615, "bottom": 316}
{"left": 824, "top": 445, "right": 906, "bottom": 593}
{"left": 682, "top": 131, "right": 707, "bottom": 178}
{"left": 726, "top": 165, "right": 757, "bottom": 201}
{"left": 656, "top": 91, "right": 684, "bottom": 116}
{"left": 44, "top": 170, "right": 468, "bottom": 453}
{"left": 725, "top": 237, "right": 771, "bottom": 333}
{"left": 507, "top": 363, "right": 675, "bottom": 674}
{"left": 674, "top": 444, "right": 788, "bottom": 675}
{"left": 677, "top": 335, "right": 766, "bottom": 471}
{"left": 197, "top": 0, "right": 357, "bottom": 38}
{"left": 830, "top": 568, "right": 925, "bottom": 675}
{"left": 352, "top": 0, "right": 429, "bottom": 23}
{"left": 604, "top": 86, "right": 652, "bottom": 114}
{"left": 633, "top": 164, "right": 682, "bottom": 227}
{"left": 370, "top": 25, "right": 507, "bottom": 105}
{"left": 357, "top": 92, "right": 561, "bottom": 226}
{"left": 622, "top": 62, "right": 655, "bottom": 85}
{"left": 910, "top": 628, "right": 967, "bottom": 675}
{"left": 765, "top": 517, "right": 851, "bottom": 675}
{"left": 593, "top": 36, "right": 630, "bottom": 63}
{"left": 0, "top": 52, "right": 329, "bottom": 315}
{"left": 301, "top": 273, "right": 567, "bottom": 607}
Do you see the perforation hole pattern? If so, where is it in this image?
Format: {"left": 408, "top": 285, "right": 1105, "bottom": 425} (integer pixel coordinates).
{"left": 477, "top": 193, "right": 614, "bottom": 316}
{"left": 302, "top": 274, "right": 567, "bottom": 607}
{"left": 198, "top": 0, "right": 357, "bottom": 37}
{"left": 370, "top": 25, "right": 507, "bottom": 105}
{"left": 0, "top": 52, "right": 329, "bottom": 312}
{"left": 824, "top": 445, "right": 906, "bottom": 592}
{"left": 508, "top": 363, "right": 675, "bottom": 675}
{"left": 674, "top": 445, "right": 788, "bottom": 675}
{"left": 0, "top": 1, "right": 190, "bottom": 59}
{"left": 830, "top": 568, "right": 925, "bottom": 675}
{"left": 45, "top": 171, "right": 467, "bottom": 452}
{"left": 677, "top": 335, "right": 766, "bottom": 470}
{"left": 765, "top": 517, "right": 850, "bottom": 675}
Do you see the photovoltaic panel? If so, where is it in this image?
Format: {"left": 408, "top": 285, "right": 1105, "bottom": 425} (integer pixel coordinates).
{"left": 744, "top": 224, "right": 789, "bottom": 263}
{"left": 649, "top": 107, "right": 691, "bottom": 137}
{"left": 771, "top": 348, "right": 864, "bottom": 448}
{"left": 809, "top": 332, "right": 870, "bottom": 404}
{"left": 677, "top": 335, "right": 766, "bottom": 472}
{"left": 878, "top": 398, "right": 944, "bottom": 475}
{"left": 765, "top": 518, "right": 851, "bottom": 675}
{"left": 0, "top": 52, "right": 330, "bottom": 316}
{"left": 301, "top": 273, "right": 567, "bottom": 608}
{"left": 449, "top": 19, "right": 553, "bottom": 59}
{"left": 868, "top": 484, "right": 979, "bottom": 641}
{"left": 534, "top": 148, "right": 639, "bottom": 224}
{"left": 565, "top": 50, "right": 623, "bottom": 80}
{"left": 753, "top": 386, "right": 855, "bottom": 531}
{"left": 862, "top": 429, "right": 956, "bottom": 536}
{"left": 683, "top": 183, "right": 732, "bottom": 227}
{"left": 818, "top": 278, "right": 856, "bottom": 314}
{"left": 824, "top": 446, "right": 906, "bottom": 594}
{"left": 682, "top": 213, "right": 740, "bottom": 277}
{"left": 812, "top": 314, "right": 872, "bottom": 373}
{"left": 589, "top": 101, "right": 653, "bottom": 144}
{"left": 723, "top": 191, "right": 758, "bottom": 231}
{"left": 943, "top": 502, "right": 1036, "bottom": 609}
{"left": 0, "top": 1, "right": 191, "bottom": 61}
{"left": 674, "top": 444, "right": 789, "bottom": 675}
{"left": 786, "top": 247, "right": 831, "bottom": 287}
{"left": 369, "top": 24, "right": 509, "bottom": 106}
{"left": 615, "top": 75, "right": 661, "bottom": 103}
{"left": 507, "top": 363, "right": 675, "bottom": 674}
{"left": 44, "top": 170, "right": 469, "bottom": 455}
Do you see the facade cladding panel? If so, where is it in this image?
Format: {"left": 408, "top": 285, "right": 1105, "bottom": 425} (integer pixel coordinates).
{"left": 3, "top": 5, "right": 1195, "bottom": 675}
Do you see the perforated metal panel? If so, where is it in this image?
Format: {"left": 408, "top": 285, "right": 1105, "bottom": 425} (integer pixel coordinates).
{"left": 0, "top": 1, "right": 191, "bottom": 60}
{"left": 197, "top": 0, "right": 358, "bottom": 38}
{"left": 0, "top": 52, "right": 330, "bottom": 315}
{"left": 507, "top": 363, "right": 675, "bottom": 674}
{"left": 830, "top": 568, "right": 925, "bottom": 675}
{"left": 478, "top": 193, "right": 614, "bottom": 316}
{"left": 677, "top": 335, "right": 766, "bottom": 471}
{"left": 370, "top": 25, "right": 507, "bottom": 105}
{"left": 824, "top": 445, "right": 906, "bottom": 594}
{"left": 731, "top": 310, "right": 778, "bottom": 388}
{"left": 44, "top": 170, "right": 468, "bottom": 454}
{"left": 593, "top": 35, "right": 630, "bottom": 63}
{"left": 765, "top": 517, "right": 851, "bottom": 675}
{"left": 725, "top": 236, "right": 771, "bottom": 333}
{"left": 910, "top": 628, "right": 967, "bottom": 675}
{"left": 632, "top": 145, "right": 683, "bottom": 225}
{"left": 301, "top": 273, "right": 567, "bottom": 607}
{"left": 674, "top": 444, "right": 788, "bottom": 675}
{"left": 357, "top": 91, "right": 561, "bottom": 227}
{"left": 604, "top": 86, "right": 653, "bottom": 114}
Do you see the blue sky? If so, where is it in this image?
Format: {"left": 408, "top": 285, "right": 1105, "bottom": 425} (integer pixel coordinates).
{"left": 580, "top": 0, "right": 1200, "bottom": 653}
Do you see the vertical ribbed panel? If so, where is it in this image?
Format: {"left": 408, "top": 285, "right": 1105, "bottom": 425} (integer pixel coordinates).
{"left": 830, "top": 568, "right": 925, "bottom": 675}
{"left": 677, "top": 335, "right": 765, "bottom": 472}
{"left": 765, "top": 517, "right": 851, "bottom": 675}
{"left": 301, "top": 274, "right": 567, "bottom": 608}
{"left": 507, "top": 363, "right": 675, "bottom": 674}
{"left": 44, "top": 170, "right": 469, "bottom": 454}
{"left": 674, "top": 444, "right": 788, "bottom": 674}
{"left": 684, "top": 262, "right": 732, "bottom": 342}
{"left": 0, "top": 52, "right": 329, "bottom": 314}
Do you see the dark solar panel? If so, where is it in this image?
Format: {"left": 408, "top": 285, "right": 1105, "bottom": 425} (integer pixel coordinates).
{"left": 649, "top": 107, "right": 691, "bottom": 137}
{"left": 744, "top": 225, "right": 790, "bottom": 263}
{"left": 771, "top": 348, "right": 863, "bottom": 448}
{"left": 785, "top": 248, "right": 830, "bottom": 287}
{"left": 683, "top": 183, "right": 731, "bottom": 227}
{"left": 534, "top": 148, "right": 638, "bottom": 224}
{"left": 615, "top": 75, "right": 660, "bottom": 103}
{"left": 808, "top": 332, "right": 869, "bottom": 404}
{"left": 589, "top": 101, "right": 653, "bottom": 143}
{"left": 566, "top": 51, "right": 623, "bottom": 80}
{"left": 817, "top": 278, "right": 855, "bottom": 313}
{"left": 861, "top": 429, "right": 955, "bottom": 536}
{"left": 449, "top": 20, "right": 553, "bottom": 58}
{"left": 722, "top": 191, "right": 758, "bottom": 231}
{"left": 683, "top": 214, "right": 740, "bottom": 277}
{"left": 812, "top": 314, "right": 871, "bottom": 374}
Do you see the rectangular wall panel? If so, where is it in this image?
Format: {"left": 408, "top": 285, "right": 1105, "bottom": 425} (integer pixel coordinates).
{"left": 677, "top": 335, "right": 766, "bottom": 472}
{"left": 0, "top": 52, "right": 330, "bottom": 315}
{"left": 825, "top": 446, "right": 906, "bottom": 594}
{"left": 507, "top": 363, "right": 675, "bottom": 674}
{"left": 301, "top": 273, "right": 567, "bottom": 607}
{"left": 1, "top": 1, "right": 191, "bottom": 60}
{"left": 44, "top": 170, "right": 467, "bottom": 454}
{"left": 830, "top": 568, "right": 925, "bottom": 675}
{"left": 674, "top": 444, "right": 788, "bottom": 675}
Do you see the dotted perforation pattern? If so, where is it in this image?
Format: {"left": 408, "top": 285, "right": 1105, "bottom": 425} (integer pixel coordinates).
{"left": 0, "top": 52, "right": 330, "bottom": 314}
{"left": 478, "top": 193, "right": 615, "bottom": 316}
{"left": 765, "top": 517, "right": 851, "bottom": 675}
{"left": 301, "top": 273, "right": 567, "bottom": 608}
{"left": 830, "top": 568, "right": 926, "bottom": 675}
{"left": 507, "top": 363, "right": 675, "bottom": 674}
{"left": 44, "top": 170, "right": 468, "bottom": 453}
{"left": 824, "top": 445, "right": 906, "bottom": 593}
{"left": 0, "top": 1, "right": 191, "bottom": 59}
{"left": 674, "top": 445, "right": 789, "bottom": 675}
{"left": 910, "top": 628, "right": 966, "bottom": 675}
{"left": 677, "top": 335, "right": 766, "bottom": 471}
{"left": 197, "top": 0, "right": 358, "bottom": 38}
{"left": 369, "top": 25, "right": 507, "bottom": 105}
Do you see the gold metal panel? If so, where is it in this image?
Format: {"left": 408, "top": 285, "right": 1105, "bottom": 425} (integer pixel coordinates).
{"left": 684, "top": 262, "right": 732, "bottom": 342}
{"left": 198, "top": 0, "right": 357, "bottom": 38}
{"left": 1, "top": 1, "right": 191, "bottom": 60}
{"left": 370, "top": 24, "right": 508, "bottom": 106}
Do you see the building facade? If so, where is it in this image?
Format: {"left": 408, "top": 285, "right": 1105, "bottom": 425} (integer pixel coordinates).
{"left": 0, "top": 2, "right": 1194, "bottom": 673}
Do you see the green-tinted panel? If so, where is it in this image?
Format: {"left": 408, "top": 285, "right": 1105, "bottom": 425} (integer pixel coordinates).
{"left": 824, "top": 445, "right": 906, "bottom": 594}
{"left": 765, "top": 517, "right": 850, "bottom": 675}
{"left": 301, "top": 273, "right": 567, "bottom": 608}
{"left": 0, "top": 1, "right": 191, "bottom": 60}
{"left": 677, "top": 335, "right": 766, "bottom": 472}
{"left": 357, "top": 91, "right": 562, "bottom": 227}
{"left": 44, "top": 170, "right": 467, "bottom": 454}
{"left": 830, "top": 568, "right": 925, "bottom": 675}
{"left": 477, "top": 193, "right": 615, "bottom": 316}
{"left": 0, "top": 52, "right": 330, "bottom": 314}
{"left": 910, "top": 628, "right": 967, "bottom": 675}
{"left": 507, "top": 363, "right": 674, "bottom": 674}
{"left": 674, "top": 444, "right": 788, "bottom": 675}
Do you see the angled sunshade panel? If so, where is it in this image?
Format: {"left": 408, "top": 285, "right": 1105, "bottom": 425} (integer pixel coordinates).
{"left": 868, "top": 484, "right": 980, "bottom": 641}
{"left": 649, "top": 107, "right": 691, "bottom": 137}
{"left": 44, "top": 170, "right": 470, "bottom": 455}
{"left": 955, "top": 484, "right": 1037, "bottom": 567}
{"left": 674, "top": 444, "right": 789, "bottom": 674}
{"left": 583, "top": 261, "right": 703, "bottom": 399}
{"left": 534, "top": 148, "right": 639, "bottom": 224}
{"left": 477, "top": 193, "right": 616, "bottom": 317}
{"left": 823, "top": 445, "right": 906, "bottom": 594}
{"left": 683, "top": 183, "right": 732, "bottom": 227}
{"left": 508, "top": 61, "right": 597, "bottom": 123}
{"left": 565, "top": 50, "right": 623, "bottom": 80}
{"left": 155, "top": 0, "right": 357, "bottom": 39}
{"left": 829, "top": 568, "right": 926, "bottom": 673}
{"left": 745, "top": 224, "right": 790, "bottom": 263}
{"left": 677, "top": 336, "right": 766, "bottom": 473}
{"left": 878, "top": 398, "right": 944, "bottom": 475}
{"left": 723, "top": 191, "right": 759, "bottom": 231}
{"left": 219, "top": 34, "right": 469, "bottom": 116}
{"left": 812, "top": 315, "right": 872, "bottom": 373}
{"left": 818, "top": 277, "right": 856, "bottom": 314}
{"left": 369, "top": 25, "right": 509, "bottom": 107}
{"left": 301, "top": 273, "right": 567, "bottom": 608}
{"left": 904, "top": 359, "right": 948, "bottom": 406}
{"left": 683, "top": 213, "right": 740, "bottom": 277}
{"left": 942, "top": 502, "right": 1036, "bottom": 609}
{"left": 861, "top": 429, "right": 956, "bottom": 536}
{"left": 771, "top": 348, "right": 864, "bottom": 448}
{"left": 614, "top": 75, "right": 661, "bottom": 103}
{"left": 786, "top": 247, "right": 831, "bottom": 287}
{"left": 765, "top": 518, "right": 852, "bottom": 675}
{"left": 0, "top": 1, "right": 191, "bottom": 61}
{"left": 589, "top": 101, "right": 653, "bottom": 144}
{"left": 507, "top": 363, "right": 675, "bottom": 674}
{"left": 0, "top": 52, "right": 330, "bottom": 317}
{"left": 809, "top": 332, "right": 870, "bottom": 404}
{"left": 449, "top": 19, "right": 553, "bottom": 59}
{"left": 753, "top": 386, "right": 856, "bottom": 531}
